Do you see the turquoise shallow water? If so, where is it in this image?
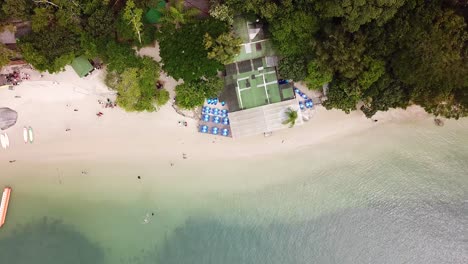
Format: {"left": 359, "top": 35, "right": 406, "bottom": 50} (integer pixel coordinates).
{"left": 0, "top": 119, "right": 467, "bottom": 264}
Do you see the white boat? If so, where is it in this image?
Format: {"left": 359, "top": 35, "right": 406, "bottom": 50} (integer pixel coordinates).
{"left": 4, "top": 133, "right": 9, "bottom": 148}
{"left": 23, "top": 127, "right": 28, "bottom": 143}
{"left": 28, "top": 127, "right": 34, "bottom": 143}
{"left": 0, "top": 187, "right": 12, "bottom": 228}
{"left": 0, "top": 134, "right": 6, "bottom": 149}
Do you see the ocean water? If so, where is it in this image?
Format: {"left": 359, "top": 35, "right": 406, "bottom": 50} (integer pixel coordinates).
{"left": 0, "top": 119, "right": 467, "bottom": 264}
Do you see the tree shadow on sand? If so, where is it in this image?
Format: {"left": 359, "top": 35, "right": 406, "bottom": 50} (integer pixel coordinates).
{"left": 0, "top": 217, "right": 105, "bottom": 264}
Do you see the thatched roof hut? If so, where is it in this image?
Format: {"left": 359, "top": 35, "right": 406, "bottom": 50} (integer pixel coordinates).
{"left": 0, "top": 107, "right": 18, "bottom": 130}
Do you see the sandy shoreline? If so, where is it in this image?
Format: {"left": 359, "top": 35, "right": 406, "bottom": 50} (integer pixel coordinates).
{"left": 1, "top": 66, "right": 466, "bottom": 264}
{"left": 0, "top": 65, "right": 432, "bottom": 165}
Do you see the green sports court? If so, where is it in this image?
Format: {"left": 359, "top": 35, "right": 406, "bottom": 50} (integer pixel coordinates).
{"left": 221, "top": 57, "right": 295, "bottom": 111}
{"left": 215, "top": 16, "right": 302, "bottom": 137}
{"left": 236, "top": 70, "right": 282, "bottom": 109}
{"left": 219, "top": 16, "right": 296, "bottom": 112}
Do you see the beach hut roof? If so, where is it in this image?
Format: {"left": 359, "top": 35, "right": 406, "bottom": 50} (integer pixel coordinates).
{"left": 145, "top": 1, "right": 166, "bottom": 24}
{"left": 0, "top": 29, "right": 15, "bottom": 44}
{"left": 71, "top": 56, "right": 93, "bottom": 78}
{"left": 0, "top": 107, "right": 18, "bottom": 130}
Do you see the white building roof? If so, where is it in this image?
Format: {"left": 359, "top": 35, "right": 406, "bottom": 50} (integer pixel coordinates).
{"left": 228, "top": 99, "right": 303, "bottom": 138}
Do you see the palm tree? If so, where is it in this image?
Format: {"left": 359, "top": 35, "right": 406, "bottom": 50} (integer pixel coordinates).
{"left": 282, "top": 108, "right": 298, "bottom": 128}
{"left": 159, "top": 0, "right": 200, "bottom": 28}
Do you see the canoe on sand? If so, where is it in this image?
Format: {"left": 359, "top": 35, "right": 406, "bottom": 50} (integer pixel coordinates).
{"left": 23, "top": 127, "right": 28, "bottom": 143}
{"left": 0, "top": 134, "right": 5, "bottom": 149}
{"left": 28, "top": 127, "right": 34, "bottom": 143}
{"left": 3, "top": 133, "right": 9, "bottom": 148}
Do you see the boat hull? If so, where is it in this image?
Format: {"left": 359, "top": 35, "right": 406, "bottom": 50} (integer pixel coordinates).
{"left": 4, "top": 133, "right": 9, "bottom": 148}
{"left": 23, "top": 127, "right": 28, "bottom": 143}
{"left": 0, "top": 187, "right": 12, "bottom": 228}
{"left": 28, "top": 127, "right": 34, "bottom": 143}
{"left": 0, "top": 134, "right": 6, "bottom": 149}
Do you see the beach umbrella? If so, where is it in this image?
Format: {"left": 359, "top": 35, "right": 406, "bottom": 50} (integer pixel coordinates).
{"left": 221, "top": 109, "right": 228, "bottom": 117}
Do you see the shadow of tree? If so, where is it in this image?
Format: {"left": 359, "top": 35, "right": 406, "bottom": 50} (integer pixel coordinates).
{"left": 0, "top": 217, "right": 105, "bottom": 264}
{"left": 148, "top": 200, "right": 466, "bottom": 264}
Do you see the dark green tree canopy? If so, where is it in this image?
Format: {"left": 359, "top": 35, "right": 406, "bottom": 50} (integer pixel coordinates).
{"left": 86, "top": 5, "right": 115, "bottom": 39}
{"left": 19, "top": 26, "right": 82, "bottom": 73}
{"left": 360, "top": 73, "right": 410, "bottom": 117}
{"left": 269, "top": 10, "right": 319, "bottom": 56}
{"left": 278, "top": 56, "right": 308, "bottom": 82}
{"left": 175, "top": 76, "right": 224, "bottom": 109}
{"left": 105, "top": 56, "right": 162, "bottom": 112}
{"left": 315, "top": 0, "right": 409, "bottom": 32}
{"left": 391, "top": 6, "right": 468, "bottom": 95}
{"left": 1, "top": 0, "right": 466, "bottom": 118}
{"left": 158, "top": 19, "right": 226, "bottom": 82}
{"left": 2, "top": 0, "right": 31, "bottom": 20}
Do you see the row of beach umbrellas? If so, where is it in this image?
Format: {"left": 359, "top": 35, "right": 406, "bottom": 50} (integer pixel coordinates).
{"left": 207, "top": 98, "right": 226, "bottom": 106}
{"left": 199, "top": 125, "right": 229, "bottom": 136}
{"left": 299, "top": 100, "right": 314, "bottom": 109}
{"left": 202, "top": 106, "right": 228, "bottom": 117}
{"left": 202, "top": 115, "right": 229, "bottom": 125}
{"left": 294, "top": 88, "right": 309, "bottom": 99}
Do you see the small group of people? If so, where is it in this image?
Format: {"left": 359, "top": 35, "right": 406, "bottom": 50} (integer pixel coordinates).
{"left": 178, "top": 120, "right": 188, "bottom": 127}
{"left": 4, "top": 70, "right": 22, "bottom": 86}
{"left": 98, "top": 98, "right": 116, "bottom": 108}
{"left": 21, "top": 73, "right": 31, "bottom": 80}
{"left": 96, "top": 112, "right": 104, "bottom": 117}
{"left": 90, "top": 59, "right": 103, "bottom": 70}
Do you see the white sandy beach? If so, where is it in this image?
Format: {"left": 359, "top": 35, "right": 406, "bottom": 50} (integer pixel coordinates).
{"left": 0, "top": 63, "right": 432, "bottom": 165}
{"left": 2, "top": 64, "right": 468, "bottom": 264}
